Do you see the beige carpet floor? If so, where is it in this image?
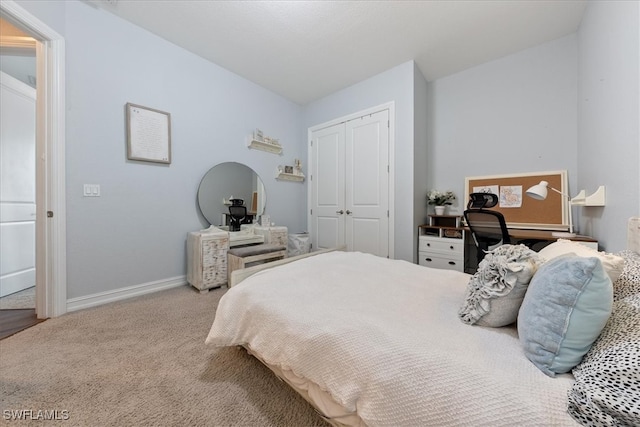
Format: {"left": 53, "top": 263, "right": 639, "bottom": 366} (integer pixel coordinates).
{"left": 0, "top": 286, "right": 35, "bottom": 310}
{"left": 0, "top": 285, "right": 326, "bottom": 427}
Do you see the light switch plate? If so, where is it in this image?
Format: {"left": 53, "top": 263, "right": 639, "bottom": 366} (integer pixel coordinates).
{"left": 83, "top": 184, "right": 100, "bottom": 197}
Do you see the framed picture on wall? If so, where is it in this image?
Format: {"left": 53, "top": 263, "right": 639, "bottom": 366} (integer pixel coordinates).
{"left": 126, "top": 102, "right": 172, "bottom": 164}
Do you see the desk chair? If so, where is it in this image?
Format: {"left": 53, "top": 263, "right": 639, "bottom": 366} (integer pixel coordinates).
{"left": 464, "top": 193, "right": 511, "bottom": 264}
{"left": 228, "top": 205, "right": 247, "bottom": 232}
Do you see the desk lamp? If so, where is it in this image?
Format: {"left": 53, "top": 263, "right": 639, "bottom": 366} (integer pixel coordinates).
{"left": 525, "top": 180, "right": 576, "bottom": 238}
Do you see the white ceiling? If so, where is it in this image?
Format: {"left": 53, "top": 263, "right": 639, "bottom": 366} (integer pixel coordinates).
{"left": 93, "top": 0, "right": 588, "bottom": 106}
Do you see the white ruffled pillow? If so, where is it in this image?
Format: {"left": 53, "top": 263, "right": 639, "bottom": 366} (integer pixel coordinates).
{"left": 458, "top": 244, "right": 542, "bottom": 327}
{"left": 538, "top": 239, "right": 624, "bottom": 282}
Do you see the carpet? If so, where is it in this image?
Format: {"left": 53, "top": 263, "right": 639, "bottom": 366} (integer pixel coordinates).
{"left": 0, "top": 285, "right": 326, "bottom": 426}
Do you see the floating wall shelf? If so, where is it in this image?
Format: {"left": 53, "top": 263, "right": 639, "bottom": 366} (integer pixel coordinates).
{"left": 248, "top": 139, "right": 282, "bottom": 155}
{"left": 276, "top": 172, "right": 305, "bottom": 182}
{"left": 571, "top": 185, "right": 606, "bottom": 206}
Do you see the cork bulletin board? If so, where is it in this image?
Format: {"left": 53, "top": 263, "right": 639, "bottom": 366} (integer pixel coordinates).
{"left": 464, "top": 170, "right": 569, "bottom": 230}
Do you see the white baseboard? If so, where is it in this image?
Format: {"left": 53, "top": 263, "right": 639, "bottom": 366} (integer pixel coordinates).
{"left": 66, "top": 275, "right": 187, "bottom": 313}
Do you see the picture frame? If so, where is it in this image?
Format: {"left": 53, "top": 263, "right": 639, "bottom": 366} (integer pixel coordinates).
{"left": 284, "top": 165, "right": 294, "bottom": 174}
{"left": 126, "top": 102, "right": 171, "bottom": 164}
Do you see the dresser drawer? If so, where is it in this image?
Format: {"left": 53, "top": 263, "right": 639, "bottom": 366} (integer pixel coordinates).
{"left": 269, "top": 231, "right": 287, "bottom": 247}
{"left": 418, "top": 236, "right": 463, "bottom": 254}
{"left": 202, "top": 264, "right": 227, "bottom": 286}
{"left": 418, "top": 252, "right": 464, "bottom": 272}
{"left": 202, "top": 236, "right": 229, "bottom": 251}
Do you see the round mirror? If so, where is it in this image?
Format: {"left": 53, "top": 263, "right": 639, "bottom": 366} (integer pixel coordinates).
{"left": 197, "top": 162, "right": 266, "bottom": 226}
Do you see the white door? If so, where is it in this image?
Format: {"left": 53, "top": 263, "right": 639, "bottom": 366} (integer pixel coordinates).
{"left": 310, "top": 109, "right": 390, "bottom": 257}
{"left": 0, "top": 72, "right": 36, "bottom": 298}
{"left": 345, "top": 111, "right": 389, "bottom": 256}
{"left": 310, "top": 123, "right": 346, "bottom": 250}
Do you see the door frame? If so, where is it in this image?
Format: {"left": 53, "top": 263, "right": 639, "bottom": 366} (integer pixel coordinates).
{"left": 1, "top": 0, "right": 67, "bottom": 318}
{"left": 307, "top": 102, "right": 395, "bottom": 259}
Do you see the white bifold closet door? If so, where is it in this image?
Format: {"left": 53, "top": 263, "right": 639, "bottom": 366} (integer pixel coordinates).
{"left": 310, "top": 109, "right": 389, "bottom": 258}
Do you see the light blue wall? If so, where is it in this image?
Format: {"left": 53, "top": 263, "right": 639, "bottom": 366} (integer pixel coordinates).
{"left": 426, "top": 35, "right": 579, "bottom": 220}
{"left": 413, "top": 63, "right": 429, "bottom": 260}
{"left": 18, "top": 0, "right": 305, "bottom": 299}
{"left": 302, "top": 61, "right": 417, "bottom": 261}
{"left": 577, "top": 0, "right": 640, "bottom": 250}
{"left": 14, "top": 0, "right": 638, "bottom": 303}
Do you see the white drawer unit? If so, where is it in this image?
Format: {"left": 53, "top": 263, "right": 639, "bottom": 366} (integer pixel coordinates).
{"left": 418, "top": 236, "right": 464, "bottom": 272}
{"left": 418, "top": 215, "right": 465, "bottom": 273}
{"left": 187, "top": 229, "right": 230, "bottom": 292}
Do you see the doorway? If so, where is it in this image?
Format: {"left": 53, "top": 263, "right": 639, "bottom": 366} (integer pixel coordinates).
{"left": 308, "top": 104, "right": 395, "bottom": 258}
{"left": 0, "top": 2, "right": 66, "bottom": 319}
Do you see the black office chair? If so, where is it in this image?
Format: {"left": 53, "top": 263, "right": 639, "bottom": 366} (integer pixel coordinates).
{"left": 464, "top": 193, "right": 511, "bottom": 264}
{"left": 228, "top": 205, "right": 247, "bottom": 232}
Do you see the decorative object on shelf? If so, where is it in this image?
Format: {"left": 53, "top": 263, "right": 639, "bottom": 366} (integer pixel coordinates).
{"left": 260, "top": 214, "right": 271, "bottom": 227}
{"left": 248, "top": 128, "right": 282, "bottom": 154}
{"left": 276, "top": 159, "right": 305, "bottom": 182}
{"left": 526, "top": 180, "right": 576, "bottom": 238}
{"left": 427, "top": 189, "right": 455, "bottom": 215}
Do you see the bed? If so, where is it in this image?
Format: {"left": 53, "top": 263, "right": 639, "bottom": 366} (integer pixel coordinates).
{"left": 206, "top": 218, "right": 640, "bottom": 426}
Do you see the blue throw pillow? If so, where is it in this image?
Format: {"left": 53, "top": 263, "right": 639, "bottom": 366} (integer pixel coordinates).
{"left": 518, "top": 255, "right": 613, "bottom": 377}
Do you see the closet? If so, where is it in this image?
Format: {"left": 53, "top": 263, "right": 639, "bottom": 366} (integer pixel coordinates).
{"left": 309, "top": 109, "right": 390, "bottom": 258}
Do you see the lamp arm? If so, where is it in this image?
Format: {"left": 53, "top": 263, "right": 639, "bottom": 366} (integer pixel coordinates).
{"left": 549, "top": 186, "right": 574, "bottom": 234}
{"left": 549, "top": 186, "right": 569, "bottom": 199}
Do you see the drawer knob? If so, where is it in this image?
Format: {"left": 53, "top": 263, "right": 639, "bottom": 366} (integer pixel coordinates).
{"left": 425, "top": 258, "right": 432, "bottom": 262}
{"left": 448, "top": 261, "right": 456, "bottom": 265}
{"left": 426, "top": 243, "right": 431, "bottom": 247}
{"left": 450, "top": 245, "right": 454, "bottom": 250}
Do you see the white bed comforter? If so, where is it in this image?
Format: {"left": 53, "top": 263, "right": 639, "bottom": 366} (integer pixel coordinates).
{"left": 206, "top": 251, "right": 577, "bottom": 426}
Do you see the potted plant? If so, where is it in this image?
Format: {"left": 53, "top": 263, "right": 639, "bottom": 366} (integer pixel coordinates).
{"left": 427, "top": 190, "right": 456, "bottom": 215}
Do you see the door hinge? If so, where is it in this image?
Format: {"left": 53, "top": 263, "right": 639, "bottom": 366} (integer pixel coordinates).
{"left": 310, "top": 174, "right": 313, "bottom": 181}
{"left": 47, "top": 211, "right": 54, "bottom": 218}
{"left": 387, "top": 165, "right": 389, "bottom": 173}
{"left": 387, "top": 210, "right": 389, "bottom": 217}
{"left": 387, "top": 120, "right": 390, "bottom": 128}
{"left": 310, "top": 209, "right": 313, "bottom": 215}
{"left": 310, "top": 140, "right": 313, "bottom": 146}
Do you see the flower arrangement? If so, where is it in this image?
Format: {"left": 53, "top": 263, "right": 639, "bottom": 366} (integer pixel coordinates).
{"left": 427, "top": 190, "right": 456, "bottom": 206}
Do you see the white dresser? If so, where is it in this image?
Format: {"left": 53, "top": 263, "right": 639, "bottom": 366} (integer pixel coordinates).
{"left": 253, "top": 226, "right": 288, "bottom": 247}
{"left": 187, "top": 228, "right": 230, "bottom": 292}
{"left": 418, "top": 216, "right": 465, "bottom": 273}
{"left": 187, "top": 225, "right": 288, "bottom": 292}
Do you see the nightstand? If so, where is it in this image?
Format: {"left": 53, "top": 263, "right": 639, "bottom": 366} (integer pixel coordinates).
{"left": 418, "top": 216, "right": 465, "bottom": 272}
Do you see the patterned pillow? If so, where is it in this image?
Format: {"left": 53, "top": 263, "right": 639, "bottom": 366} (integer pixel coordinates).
{"left": 458, "top": 244, "right": 541, "bottom": 327}
{"left": 568, "top": 292, "right": 640, "bottom": 426}
{"left": 612, "top": 250, "right": 640, "bottom": 300}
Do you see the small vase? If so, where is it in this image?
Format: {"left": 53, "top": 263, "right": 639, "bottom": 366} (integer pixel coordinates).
{"left": 434, "top": 206, "right": 446, "bottom": 215}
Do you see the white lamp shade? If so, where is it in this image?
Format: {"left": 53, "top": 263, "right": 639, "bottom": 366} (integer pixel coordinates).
{"left": 526, "top": 181, "right": 549, "bottom": 200}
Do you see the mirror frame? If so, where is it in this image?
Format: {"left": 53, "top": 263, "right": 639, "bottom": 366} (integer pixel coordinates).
{"left": 197, "top": 162, "right": 265, "bottom": 226}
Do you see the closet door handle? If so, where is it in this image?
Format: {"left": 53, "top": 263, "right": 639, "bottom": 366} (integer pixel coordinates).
{"left": 346, "top": 210, "right": 352, "bottom": 215}
{"left": 336, "top": 210, "right": 344, "bottom": 215}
